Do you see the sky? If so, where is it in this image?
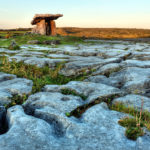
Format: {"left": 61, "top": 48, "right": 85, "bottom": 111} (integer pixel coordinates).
{"left": 0, "top": 0, "right": 150, "bottom": 29}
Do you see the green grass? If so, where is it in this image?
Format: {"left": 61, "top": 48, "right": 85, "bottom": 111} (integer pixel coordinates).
{"left": 0, "top": 39, "right": 12, "bottom": 48}
{"left": 103, "top": 67, "right": 123, "bottom": 78}
{"left": 118, "top": 117, "right": 144, "bottom": 140}
{"left": 8, "top": 44, "right": 20, "bottom": 50}
{"left": 110, "top": 102, "right": 150, "bottom": 140}
{"left": 0, "top": 56, "right": 87, "bottom": 93}
{"left": 0, "top": 32, "right": 86, "bottom": 48}
{"left": 65, "top": 95, "right": 119, "bottom": 118}
{"left": 61, "top": 88, "right": 88, "bottom": 100}
{"left": 0, "top": 31, "right": 26, "bottom": 37}
{"left": 110, "top": 102, "right": 150, "bottom": 127}
{"left": 0, "top": 56, "right": 88, "bottom": 108}
{"left": 65, "top": 96, "right": 150, "bottom": 140}
{"left": 5, "top": 94, "right": 29, "bottom": 109}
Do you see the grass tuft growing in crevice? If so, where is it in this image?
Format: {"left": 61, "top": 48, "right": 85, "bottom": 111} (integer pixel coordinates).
{"left": 110, "top": 102, "right": 150, "bottom": 128}
{"left": 118, "top": 117, "right": 144, "bottom": 140}
{"left": 110, "top": 102, "right": 150, "bottom": 140}
{"left": 103, "top": 67, "right": 123, "bottom": 78}
{"left": 5, "top": 94, "right": 29, "bottom": 109}
{"left": 65, "top": 95, "right": 149, "bottom": 141}
{"left": 61, "top": 88, "right": 88, "bottom": 100}
{"left": 65, "top": 95, "right": 119, "bottom": 118}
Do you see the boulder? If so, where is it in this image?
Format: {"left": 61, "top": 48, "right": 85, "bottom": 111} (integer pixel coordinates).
{"left": 8, "top": 41, "right": 20, "bottom": 50}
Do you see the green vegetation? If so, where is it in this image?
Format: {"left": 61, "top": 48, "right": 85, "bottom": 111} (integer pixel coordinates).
{"left": 0, "top": 56, "right": 86, "bottom": 94}
{"left": 118, "top": 117, "right": 144, "bottom": 140}
{"left": 65, "top": 112, "right": 71, "bottom": 117}
{"left": 1, "top": 30, "right": 150, "bottom": 140}
{"left": 103, "top": 67, "right": 123, "bottom": 78}
{"left": 1, "top": 55, "right": 148, "bottom": 142}
{"left": 0, "top": 39, "right": 12, "bottom": 48}
{"left": 65, "top": 95, "right": 119, "bottom": 118}
{"left": 0, "top": 56, "right": 89, "bottom": 108}
{"left": 125, "top": 127, "right": 144, "bottom": 140}
{"left": 5, "top": 94, "right": 29, "bottom": 109}
{"left": 111, "top": 102, "right": 150, "bottom": 140}
{"left": 65, "top": 95, "right": 150, "bottom": 140}
{"left": 8, "top": 44, "right": 20, "bottom": 50}
{"left": 65, "top": 103, "right": 90, "bottom": 118}
{"left": 110, "top": 102, "right": 150, "bottom": 129}
{"left": 61, "top": 88, "right": 87, "bottom": 100}
{"left": 0, "top": 31, "right": 85, "bottom": 48}
{"left": 0, "top": 30, "right": 27, "bottom": 37}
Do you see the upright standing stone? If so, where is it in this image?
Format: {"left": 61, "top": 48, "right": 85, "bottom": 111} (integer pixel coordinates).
{"left": 50, "top": 20, "right": 56, "bottom": 36}
{"left": 31, "top": 14, "right": 63, "bottom": 36}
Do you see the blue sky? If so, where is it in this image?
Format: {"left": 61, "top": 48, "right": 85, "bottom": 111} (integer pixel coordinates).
{"left": 0, "top": 0, "right": 150, "bottom": 29}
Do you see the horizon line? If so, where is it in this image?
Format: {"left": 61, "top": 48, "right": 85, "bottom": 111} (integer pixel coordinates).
{"left": 1, "top": 26, "right": 150, "bottom": 30}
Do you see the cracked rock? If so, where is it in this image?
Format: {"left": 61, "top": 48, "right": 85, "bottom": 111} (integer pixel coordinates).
{"left": 44, "top": 81, "right": 122, "bottom": 103}
{"left": 0, "top": 104, "right": 149, "bottom": 150}
{"left": 0, "top": 72, "right": 33, "bottom": 106}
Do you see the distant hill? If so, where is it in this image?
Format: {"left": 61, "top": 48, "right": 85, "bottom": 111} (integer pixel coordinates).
{"left": 0, "top": 28, "right": 32, "bottom": 31}
{"left": 1, "top": 27, "right": 150, "bottom": 39}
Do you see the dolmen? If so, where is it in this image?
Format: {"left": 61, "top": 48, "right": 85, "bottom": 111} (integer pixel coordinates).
{"left": 31, "top": 14, "right": 63, "bottom": 36}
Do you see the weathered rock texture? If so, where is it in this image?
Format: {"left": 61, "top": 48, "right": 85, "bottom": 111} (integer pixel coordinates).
{"left": 1, "top": 40, "right": 150, "bottom": 149}
{"left": 0, "top": 72, "right": 33, "bottom": 106}
{"left": 31, "top": 14, "right": 63, "bottom": 36}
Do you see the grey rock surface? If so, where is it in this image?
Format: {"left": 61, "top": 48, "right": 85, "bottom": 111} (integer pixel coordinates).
{"left": 59, "top": 57, "right": 122, "bottom": 77}
{"left": 0, "top": 72, "right": 33, "bottom": 106}
{"left": 123, "top": 60, "right": 150, "bottom": 68}
{"left": 24, "top": 92, "right": 83, "bottom": 114}
{"left": 1, "top": 40, "right": 150, "bottom": 149}
{"left": 92, "top": 63, "right": 123, "bottom": 76}
{"left": 0, "top": 104, "right": 150, "bottom": 150}
{"left": 84, "top": 75, "right": 122, "bottom": 88}
{"left": 9, "top": 56, "right": 67, "bottom": 68}
{"left": 113, "top": 94, "right": 150, "bottom": 112}
{"left": 86, "top": 67, "right": 150, "bottom": 95}
{"left": 131, "top": 52, "right": 150, "bottom": 60}
{"left": 44, "top": 81, "right": 122, "bottom": 103}
{"left": 110, "top": 67, "right": 150, "bottom": 95}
